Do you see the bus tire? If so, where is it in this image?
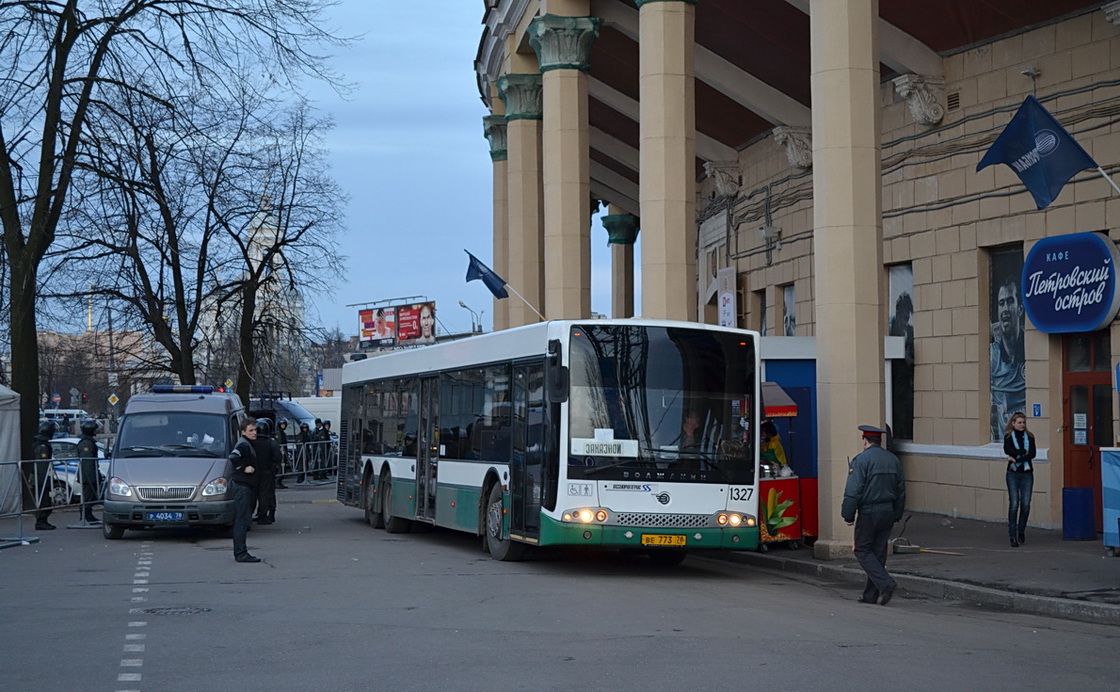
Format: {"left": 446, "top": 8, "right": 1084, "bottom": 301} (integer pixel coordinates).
{"left": 103, "top": 522, "right": 125, "bottom": 540}
{"left": 380, "top": 474, "right": 412, "bottom": 534}
{"left": 647, "top": 549, "right": 687, "bottom": 566}
{"left": 484, "top": 483, "right": 526, "bottom": 562}
{"left": 364, "top": 469, "right": 384, "bottom": 528}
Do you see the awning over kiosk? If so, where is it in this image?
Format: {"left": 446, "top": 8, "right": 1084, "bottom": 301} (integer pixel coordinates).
{"left": 762, "top": 381, "right": 798, "bottom": 418}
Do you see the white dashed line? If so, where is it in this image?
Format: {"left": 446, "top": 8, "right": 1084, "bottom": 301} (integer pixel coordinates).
{"left": 119, "top": 546, "right": 154, "bottom": 691}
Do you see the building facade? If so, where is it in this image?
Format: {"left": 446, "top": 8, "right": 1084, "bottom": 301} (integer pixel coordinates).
{"left": 477, "top": 0, "right": 1120, "bottom": 554}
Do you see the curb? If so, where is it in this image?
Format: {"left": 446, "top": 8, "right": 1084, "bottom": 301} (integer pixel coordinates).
{"left": 705, "top": 550, "right": 1120, "bottom": 627}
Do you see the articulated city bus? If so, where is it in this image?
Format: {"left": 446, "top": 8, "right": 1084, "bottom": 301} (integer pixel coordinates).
{"left": 337, "top": 319, "right": 761, "bottom": 563}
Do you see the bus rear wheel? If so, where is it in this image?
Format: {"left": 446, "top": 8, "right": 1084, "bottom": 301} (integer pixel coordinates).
{"left": 364, "top": 470, "right": 384, "bottom": 528}
{"left": 484, "top": 483, "right": 526, "bottom": 562}
{"left": 380, "top": 474, "right": 411, "bottom": 534}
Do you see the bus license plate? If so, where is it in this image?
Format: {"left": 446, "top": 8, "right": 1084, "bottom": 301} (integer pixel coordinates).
{"left": 641, "top": 534, "right": 686, "bottom": 546}
{"left": 146, "top": 511, "right": 185, "bottom": 522}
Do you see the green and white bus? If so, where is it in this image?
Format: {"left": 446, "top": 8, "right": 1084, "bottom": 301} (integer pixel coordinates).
{"left": 337, "top": 319, "right": 761, "bottom": 563}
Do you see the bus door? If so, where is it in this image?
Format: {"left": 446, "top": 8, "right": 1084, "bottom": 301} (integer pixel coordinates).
{"left": 510, "top": 362, "right": 545, "bottom": 537}
{"left": 417, "top": 376, "right": 439, "bottom": 522}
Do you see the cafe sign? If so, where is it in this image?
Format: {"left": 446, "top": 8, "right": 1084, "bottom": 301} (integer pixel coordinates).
{"left": 1023, "top": 231, "right": 1120, "bottom": 334}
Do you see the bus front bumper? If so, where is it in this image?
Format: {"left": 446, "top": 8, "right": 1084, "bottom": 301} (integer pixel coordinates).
{"left": 538, "top": 514, "right": 760, "bottom": 551}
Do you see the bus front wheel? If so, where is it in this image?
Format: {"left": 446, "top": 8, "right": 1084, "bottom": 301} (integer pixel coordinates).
{"left": 485, "top": 484, "right": 526, "bottom": 562}
{"left": 380, "top": 474, "right": 411, "bottom": 534}
{"left": 364, "top": 470, "right": 384, "bottom": 529}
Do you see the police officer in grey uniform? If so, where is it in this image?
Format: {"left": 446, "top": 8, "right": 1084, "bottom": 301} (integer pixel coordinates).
{"left": 842, "top": 425, "right": 906, "bottom": 605}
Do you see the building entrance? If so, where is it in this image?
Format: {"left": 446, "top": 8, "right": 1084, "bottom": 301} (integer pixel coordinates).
{"left": 1062, "top": 331, "right": 1111, "bottom": 529}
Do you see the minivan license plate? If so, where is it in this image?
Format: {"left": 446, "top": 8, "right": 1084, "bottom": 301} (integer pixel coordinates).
{"left": 146, "top": 511, "right": 185, "bottom": 522}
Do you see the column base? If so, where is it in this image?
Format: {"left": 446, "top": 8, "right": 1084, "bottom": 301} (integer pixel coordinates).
{"left": 812, "top": 538, "right": 853, "bottom": 561}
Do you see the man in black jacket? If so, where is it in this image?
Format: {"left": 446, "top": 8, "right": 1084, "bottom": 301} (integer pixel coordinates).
{"left": 27, "top": 421, "right": 57, "bottom": 530}
{"left": 229, "top": 418, "right": 261, "bottom": 563}
{"left": 77, "top": 420, "right": 102, "bottom": 524}
{"left": 842, "top": 425, "right": 906, "bottom": 606}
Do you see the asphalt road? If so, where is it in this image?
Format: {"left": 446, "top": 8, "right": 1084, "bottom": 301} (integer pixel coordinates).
{"left": 2, "top": 488, "right": 1117, "bottom": 692}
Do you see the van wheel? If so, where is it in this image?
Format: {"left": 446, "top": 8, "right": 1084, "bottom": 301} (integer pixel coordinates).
{"left": 484, "top": 484, "right": 526, "bottom": 561}
{"left": 380, "top": 474, "right": 412, "bottom": 534}
{"left": 103, "top": 523, "right": 125, "bottom": 540}
{"left": 365, "top": 471, "right": 384, "bottom": 529}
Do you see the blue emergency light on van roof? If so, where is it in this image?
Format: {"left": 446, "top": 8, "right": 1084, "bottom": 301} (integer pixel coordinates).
{"left": 151, "top": 385, "right": 214, "bottom": 394}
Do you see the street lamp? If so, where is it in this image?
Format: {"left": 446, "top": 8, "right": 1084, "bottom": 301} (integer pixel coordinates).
{"left": 459, "top": 300, "right": 480, "bottom": 334}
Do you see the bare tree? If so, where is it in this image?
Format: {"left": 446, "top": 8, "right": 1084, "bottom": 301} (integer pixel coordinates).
{"left": 0, "top": 1, "right": 345, "bottom": 456}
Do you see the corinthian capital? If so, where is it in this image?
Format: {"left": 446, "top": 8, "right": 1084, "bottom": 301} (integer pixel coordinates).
{"left": 892, "top": 74, "right": 945, "bottom": 126}
{"left": 497, "top": 73, "right": 543, "bottom": 121}
{"left": 773, "top": 126, "right": 812, "bottom": 169}
{"left": 528, "top": 14, "right": 601, "bottom": 73}
{"left": 483, "top": 115, "right": 508, "bottom": 162}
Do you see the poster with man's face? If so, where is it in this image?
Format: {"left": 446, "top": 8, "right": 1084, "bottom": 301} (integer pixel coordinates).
{"left": 989, "top": 247, "right": 1026, "bottom": 441}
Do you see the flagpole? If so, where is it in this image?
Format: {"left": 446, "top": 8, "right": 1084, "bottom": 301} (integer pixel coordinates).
{"left": 1097, "top": 166, "right": 1120, "bottom": 197}
{"left": 503, "top": 283, "right": 546, "bottom": 321}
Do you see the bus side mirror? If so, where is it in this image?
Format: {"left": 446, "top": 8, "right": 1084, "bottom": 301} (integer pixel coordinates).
{"left": 546, "top": 339, "right": 569, "bottom": 403}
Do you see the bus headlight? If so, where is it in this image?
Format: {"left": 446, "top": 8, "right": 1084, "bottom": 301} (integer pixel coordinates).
{"left": 716, "top": 512, "right": 755, "bottom": 527}
{"left": 562, "top": 508, "right": 610, "bottom": 523}
{"left": 202, "top": 477, "right": 228, "bottom": 497}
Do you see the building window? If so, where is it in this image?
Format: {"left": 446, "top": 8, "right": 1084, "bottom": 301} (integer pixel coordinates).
{"left": 755, "top": 289, "right": 767, "bottom": 336}
{"left": 888, "top": 264, "right": 914, "bottom": 440}
{"left": 782, "top": 284, "right": 795, "bottom": 336}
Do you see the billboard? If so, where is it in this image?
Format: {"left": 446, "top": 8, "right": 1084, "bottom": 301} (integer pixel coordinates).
{"left": 359, "top": 307, "right": 397, "bottom": 348}
{"left": 397, "top": 302, "right": 436, "bottom": 346}
{"left": 357, "top": 302, "right": 436, "bottom": 348}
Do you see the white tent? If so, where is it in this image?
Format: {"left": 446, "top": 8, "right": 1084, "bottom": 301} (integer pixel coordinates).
{"left": 0, "top": 384, "right": 22, "bottom": 515}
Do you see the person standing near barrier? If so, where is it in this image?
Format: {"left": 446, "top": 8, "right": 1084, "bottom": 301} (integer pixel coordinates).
{"left": 252, "top": 418, "right": 277, "bottom": 525}
{"left": 77, "top": 420, "right": 102, "bottom": 524}
{"left": 229, "top": 418, "right": 260, "bottom": 563}
{"left": 312, "top": 418, "right": 326, "bottom": 480}
{"left": 27, "top": 421, "right": 57, "bottom": 530}
{"left": 842, "top": 425, "right": 906, "bottom": 606}
{"left": 321, "top": 419, "right": 334, "bottom": 477}
{"left": 275, "top": 419, "right": 290, "bottom": 489}
{"left": 296, "top": 422, "right": 312, "bottom": 483}
{"left": 1003, "top": 411, "right": 1036, "bottom": 547}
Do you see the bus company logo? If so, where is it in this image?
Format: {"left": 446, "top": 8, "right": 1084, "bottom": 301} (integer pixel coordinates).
{"left": 653, "top": 492, "right": 671, "bottom": 505}
{"left": 608, "top": 483, "right": 651, "bottom": 492}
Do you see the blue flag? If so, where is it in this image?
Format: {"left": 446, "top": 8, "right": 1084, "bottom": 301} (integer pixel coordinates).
{"left": 976, "top": 95, "right": 1097, "bottom": 209}
{"left": 465, "top": 250, "right": 508, "bottom": 299}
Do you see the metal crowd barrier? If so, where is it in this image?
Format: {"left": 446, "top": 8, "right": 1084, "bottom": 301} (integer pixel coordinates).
{"left": 0, "top": 457, "right": 105, "bottom": 549}
{"left": 275, "top": 440, "right": 338, "bottom": 486}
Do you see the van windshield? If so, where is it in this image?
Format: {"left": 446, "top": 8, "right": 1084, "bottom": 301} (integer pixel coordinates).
{"left": 115, "top": 412, "right": 228, "bottom": 458}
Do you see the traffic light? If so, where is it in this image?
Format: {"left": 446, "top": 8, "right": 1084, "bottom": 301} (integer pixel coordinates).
{"left": 81, "top": 393, "right": 87, "bottom": 404}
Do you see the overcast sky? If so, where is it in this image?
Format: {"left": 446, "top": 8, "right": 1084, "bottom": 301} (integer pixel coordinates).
{"left": 308, "top": 1, "right": 622, "bottom": 339}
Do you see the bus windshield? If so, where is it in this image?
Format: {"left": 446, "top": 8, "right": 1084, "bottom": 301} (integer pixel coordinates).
{"left": 567, "top": 324, "right": 756, "bottom": 484}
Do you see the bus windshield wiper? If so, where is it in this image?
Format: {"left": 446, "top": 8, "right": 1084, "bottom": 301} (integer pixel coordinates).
{"left": 676, "top": 452, "right": 732, "bottom": 481}
{"left": 582, "top": 458, "right": 643, "bottom": 475}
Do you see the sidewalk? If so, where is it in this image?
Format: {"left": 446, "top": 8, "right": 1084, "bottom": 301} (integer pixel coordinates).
{"left": 717, "top": 511, "right": 1120, "bottom": 626}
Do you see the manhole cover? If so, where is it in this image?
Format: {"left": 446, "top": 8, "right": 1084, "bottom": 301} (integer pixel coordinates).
{"left": 140, "top": 607, "right": 211, "bottom": 615}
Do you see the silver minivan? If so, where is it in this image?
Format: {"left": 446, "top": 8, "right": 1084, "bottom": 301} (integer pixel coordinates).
{"left": 101, "top": 385, "right": 244, "bottom": 540}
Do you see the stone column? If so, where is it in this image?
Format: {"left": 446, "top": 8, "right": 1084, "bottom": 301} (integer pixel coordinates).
{"left": 601, "top": 207, "right": 639, "bottom": 318}
{"left": 529, "top": 13, "right": 601, "bottom": 320}
{"left": 809, "top": 0, "right": 885, "bottom": 560}
{"left": 498, "top": 73, "right": 545, "bottom": 327}
{"left": 637, "top": 0, "right": 698, "bottom": 321}
{"left": 483, "top": 114, "right": 510, "bottom": 331}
